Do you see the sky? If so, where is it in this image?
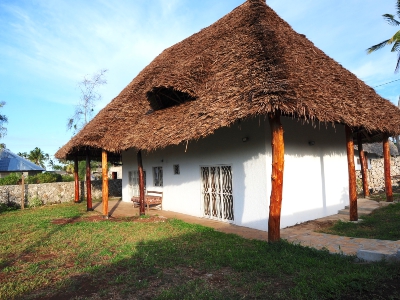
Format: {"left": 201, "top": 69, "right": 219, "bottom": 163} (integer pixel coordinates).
{"left": 1, "top": 0, "right": 399, "bottom": 166}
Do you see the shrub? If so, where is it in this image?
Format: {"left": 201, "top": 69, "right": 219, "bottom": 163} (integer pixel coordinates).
{"left": 61, "top": 175, "right": 74, "bottom": 182}
{"left": 26, "top": 172, "right": 62, "bottom": 184}
{"left": 0, "top": 173, "right": 21, "bottom": 185}
{"left": 28, "top": 197, "right": 43, "bottom": 208}
{"left": 0, "top": 202, "right": 20, "bottom": 213}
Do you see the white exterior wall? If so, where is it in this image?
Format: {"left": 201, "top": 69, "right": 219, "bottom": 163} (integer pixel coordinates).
{"left": 122, "top": 117, "right": 349, "bottom": 230}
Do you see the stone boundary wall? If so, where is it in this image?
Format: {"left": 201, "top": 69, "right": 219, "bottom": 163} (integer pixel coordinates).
{"left": 356, "top": 157, "right": 400, "bottom": 193}
{"left": 0, "top": 179, "right": 122, "bottom": 206}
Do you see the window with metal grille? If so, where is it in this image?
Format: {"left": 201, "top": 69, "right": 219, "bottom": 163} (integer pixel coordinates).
{"left": 201, "top": 166, "right": 234, "bottom": 221}
{"left": 153, "top": 166, "right": 163, "bottom": 186}
{"left": 128, "top": 170, "right": 146, "bottom": 197}
{"left": 173, "top": 164, "right": 180, "bottom": 175}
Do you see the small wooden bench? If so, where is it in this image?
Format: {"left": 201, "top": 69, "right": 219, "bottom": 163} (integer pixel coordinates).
{"left": 131, "top": 191, "right": 163, "bottom": 211}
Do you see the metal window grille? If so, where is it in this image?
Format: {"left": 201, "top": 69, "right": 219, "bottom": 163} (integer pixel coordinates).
{"left": 128, "top": 170, "right": 146, "bottom": 197}
{"left": 201, "top": 166, "right": 233, "bottom": 221}
{"left": 153, "top": 166, "right": 163, "bottom": 187}
{"left": 173, "top": 164, "right": 180, "bottom": 175}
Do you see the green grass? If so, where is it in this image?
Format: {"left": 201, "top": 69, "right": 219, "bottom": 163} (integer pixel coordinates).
{"left": 320, "top": 202, "right": 400, "bottom": 241}
{"left": 0, "top": 203, "right": 400, "bottom": 299}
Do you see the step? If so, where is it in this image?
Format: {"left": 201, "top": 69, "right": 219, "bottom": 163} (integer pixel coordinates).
{"left": 338, "top": 209, "right": 370, "bottom": 216}
{"left": 344, "top": 205, "right": 376, "bottom": 212}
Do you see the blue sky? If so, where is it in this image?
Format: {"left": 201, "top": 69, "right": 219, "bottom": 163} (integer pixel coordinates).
{"left": 1, "top": 0, "right": 399, "bottom": 165}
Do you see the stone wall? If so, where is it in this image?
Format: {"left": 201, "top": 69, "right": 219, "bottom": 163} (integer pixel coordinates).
{"left": 356, "top": 157, "right": 400, "bottom": 193}
{"left": 0, "top": 179, "right": 122, "bottom": 206}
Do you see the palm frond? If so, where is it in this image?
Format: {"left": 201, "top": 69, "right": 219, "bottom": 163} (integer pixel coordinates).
{"left": 392, "top": 40, "right": 400, "bottom": 52}
{"left": 397, "top": 0, "right": 400, "bottom": 19}
{"left": 367, "top": 39, "right": 391, "bottom": 53}
{"left": 395, "top": 52, "right": 400, "bottom": 73}
{"left": 388, "top": 30, "right": 400, "bottom": 47}
{"left": 383, "top": 14, "right": 400, "bottom": 26}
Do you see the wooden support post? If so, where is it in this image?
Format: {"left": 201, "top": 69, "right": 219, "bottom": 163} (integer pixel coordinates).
{"left": 345, "top": 126, "right": 358, "bottom": 221}
{"left": 137, "top": 150, "right": 145, "bottom": 216}
{"left": 102, "top": 150, "right": 109, "bottom": 217}
{"left": 357, "top": 133, "right": 370, "bottom": 198}
{"left": 383, "top": 134, "right": 393, "bottom": 202}
{"left": 21, "top": 174, "right": 25, "bottom": 209}
{"left": 86, "top": 152, "right": 93, "bottom": 211}
{"left": 74, "top": 156, "right": 79, "bottom": 203}
{"left": 268, "top": 113, "right": 284, "bottom": 242}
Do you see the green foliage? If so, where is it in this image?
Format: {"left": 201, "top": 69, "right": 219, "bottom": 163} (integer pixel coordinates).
{"left": 0, "top": 172, "right": 76, "bottom": 185}
{"left": 0, "top": 101, "right": 7, "bottom": 139}
{"left": 0, "top": 202, "right": 19, "bottom": 213}
{"left": 25, "top": 172, "right": 62, "bottom": 184}
{"left": 27, "top": 147, "right": 49, "bottom": 168}
{"left": 321, "top": 202, "right": 400, "bottom": 240}
{"left": 367, "top": 0, "right": 400, "bottom": 72}
{"left": 61, "top": 175, "right": 74, "bottom": 182}
{"left": 28, "top": 197, "right": 43, "bottom": 208}
{"left": 0, "top": 172, "right": 21, "bottom": 185}
{"left": 1, "top": 203, "right": 400, "bottom": 299}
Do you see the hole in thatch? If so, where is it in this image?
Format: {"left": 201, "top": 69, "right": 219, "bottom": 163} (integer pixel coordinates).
{"left": 147, "top": 87, "right": 196, "bottom": 111}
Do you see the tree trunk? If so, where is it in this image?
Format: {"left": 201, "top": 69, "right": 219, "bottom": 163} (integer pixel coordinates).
{"left": 137, "top": 150, "right": 145, "bottom": 216}
{"left": 345, "top": 126, "right": 358, "bottom": 221}
{"left": 102, "top": 150, "right": 109, "bottom": 217}
{"left": 357, "top": 133, "right": 369, "bottom": 198}
{"left": 268, "top": 113, "right": 284, "bottom": 242}
{"left": 383, "top": 134, "right": 393, "bottom": 202}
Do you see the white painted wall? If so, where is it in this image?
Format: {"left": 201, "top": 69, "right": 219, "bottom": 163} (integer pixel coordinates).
{"left": 122, "top": 117, "right": 349, "bottom": 230}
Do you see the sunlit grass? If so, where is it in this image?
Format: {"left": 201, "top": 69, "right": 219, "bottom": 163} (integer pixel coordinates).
{"left": 0, "top": 202, "right": 399, "bottom": 299}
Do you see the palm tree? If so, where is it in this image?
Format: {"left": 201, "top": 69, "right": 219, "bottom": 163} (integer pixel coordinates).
{"left": 27, "top": 147, "right": 49, "bottom": 168}
{"left": 367, "top": 1, "right": 400, "bottom": 72}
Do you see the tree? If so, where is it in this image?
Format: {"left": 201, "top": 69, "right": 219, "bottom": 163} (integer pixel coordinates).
{"left": 367, "top": 1, "right": 400, "bottom": 72}
{"left": 17, "top": 152, "right": 28, "bottom": 159}
{"left": 0, "top": 101, "right": 7, "bottom": 149}
{"left": 396, "top": 98, "right": 400, "bottom": 152}
{"left": 27, "top": 147, "right": 49, "bottom": 168}
{"left": 67, "top": 69, "right": 108, "bottom": 134}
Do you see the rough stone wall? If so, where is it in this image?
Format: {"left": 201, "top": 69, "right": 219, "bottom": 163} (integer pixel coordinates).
{"left": 0, "top": 179, "right": 122, "bottom": 206}
{"left": 356, "top": 157, "right": 400, "bottom": 193}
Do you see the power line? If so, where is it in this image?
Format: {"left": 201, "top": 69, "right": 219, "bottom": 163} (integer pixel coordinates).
{"left": 373, "top": 78, "right": 400, "bottom": 88}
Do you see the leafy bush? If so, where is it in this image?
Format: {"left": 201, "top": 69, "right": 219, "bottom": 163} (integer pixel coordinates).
{"left": 0, "top": 172, "right": 75, "bottom": 185}
{"left": 28, "top": 197, "right": 43, "bottom": 208}
{"left": 0, "top": 202, "right": 20, "bottom": 213}
{"left": 0, "top": 173, "right": 21, "bottom": 185}
{"left": 61, "top": 175, "right": 74, "bottom": 182}
{"left": 26, "top": 172, "right": 62, "bottom": 184}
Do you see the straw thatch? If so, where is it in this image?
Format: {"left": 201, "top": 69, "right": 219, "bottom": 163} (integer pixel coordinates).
{"left": 56, "top": 0, "right": 400, "bottom": 160}
{"left": 355, "top": 141, "right": 399, "bottom": 157}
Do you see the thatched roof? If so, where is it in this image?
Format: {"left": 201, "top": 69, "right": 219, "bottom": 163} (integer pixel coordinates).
{"left": 355, "top": 141, "right": 399, "bottom": 157}
{"left": 56, "top": 0, "right": 400, "bottom": 160}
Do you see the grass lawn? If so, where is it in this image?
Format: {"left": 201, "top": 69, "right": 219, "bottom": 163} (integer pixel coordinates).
{"left": 1, "top": 203, "right": 400, "bottom": 299}
{"left": 320, "top": 202, "right": 400, "bottom": 241}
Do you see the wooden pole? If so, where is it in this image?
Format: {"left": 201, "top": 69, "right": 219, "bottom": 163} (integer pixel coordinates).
{"left": 357, "top": 133, "right": 370, "bottom": 198}
{"left": 268, "top": 113, "right": 284, "bottom": 242}
{"left": 86, "top": 152, "right": 93, "bottom": 211}
{"left": 383, "top": 134, "right": 393, "bottom": 202}
{"left": 137, "top": 150, "right": 145, "bottom": 216}
{"left": 102, "top": 150, "right": 109, "bottom": 217}
{"left": 74, "top": 156, "right": 79, "bottom": 203}
{"left": 345, "top": 125, "right": 358, "bottom": 221}
{"left": 21, "top": 174, "right": 25, "bottom": 209}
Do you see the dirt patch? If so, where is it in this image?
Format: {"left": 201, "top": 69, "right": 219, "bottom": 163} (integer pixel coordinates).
{"left": 51, "top": 215, "right": 167, "bottom": 225}
{"left": 285, "top": 219, "right": 338, "bottom": 231}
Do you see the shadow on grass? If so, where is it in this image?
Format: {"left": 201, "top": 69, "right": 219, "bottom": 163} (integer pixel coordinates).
{"left": 12, "top": 219, "right": 400, "bottom": 300}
